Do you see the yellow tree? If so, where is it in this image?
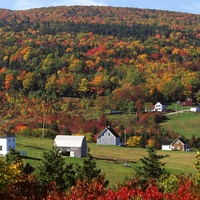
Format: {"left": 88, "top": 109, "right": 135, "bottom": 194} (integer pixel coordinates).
{"left": 147, "top": 139, "right": 155, "bottom": 147}
{"left": 23, "top": 72, "right": 34, "bottom": 90}
{"left": 126, "top": 136, "right": 140, "bottom": 147}
{"left": 0, "top": 160, "right": 22, "bottom": 191}
{"left": 78, "top": 78, "right": 89, "bottom": 96}
{"left": 45, "top": 74, "right": 57, "bottom": 92}
{"left": 90, "top": 74, "right": 104, "bottom": 96}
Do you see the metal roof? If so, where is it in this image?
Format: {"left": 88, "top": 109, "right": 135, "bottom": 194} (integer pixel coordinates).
{"left": 54, "top": 135, "right": 85, "bottom": 148}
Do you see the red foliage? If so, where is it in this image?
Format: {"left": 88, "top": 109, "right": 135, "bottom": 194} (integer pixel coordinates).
{"left": 86, "top": 45, "right": 107, "bottom": 57}
{"left": 98, "top": 113, "right": 107, "bottom": 127}
{"left": 12, "top": 123, "right": 28, "bottom": 134}
{"left": 1, "top": 174, "right": 47, "bottom": 200}
{"left": 64, "top": 176, "right": 107, "bottom": 200}
{"left": 93, "top": 133, "right": 98, "bottom": 142}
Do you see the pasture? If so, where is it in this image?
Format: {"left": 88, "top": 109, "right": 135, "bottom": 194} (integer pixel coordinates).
{"left": 15, "top": 136, "right": 197, "bottom": 187}
{"left": 161, "top": 111, "right": 200, "bottom": 138}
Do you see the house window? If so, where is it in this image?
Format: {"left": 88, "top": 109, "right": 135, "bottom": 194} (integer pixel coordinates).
{"left": 9, "top": 139, "right": 10, "bottom": 142}
{"left": 13, "top": 139, "right": 15, "bottom": 142}
{"left": 177, "top": 146, "right": 180, "bottom": 150}
{"left": 0, "top": 146, "right": 2, "bottom": 150}
{"left": 108, "top": 133, "right": 110, "bottom": 136}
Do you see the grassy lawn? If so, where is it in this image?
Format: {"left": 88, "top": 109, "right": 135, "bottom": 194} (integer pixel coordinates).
{"left": 160, "top": 112, "right": 200, "bottom": 138}
{"left": 15, "top": 136, "right": 198, "bottom": 187}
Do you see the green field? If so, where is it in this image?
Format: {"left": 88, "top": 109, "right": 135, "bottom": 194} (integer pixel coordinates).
{"left": 160, "top": 111, "right": 200, "bottom": 138}
{"left": 15, "top": 136, "right": 198, "bottom": 188}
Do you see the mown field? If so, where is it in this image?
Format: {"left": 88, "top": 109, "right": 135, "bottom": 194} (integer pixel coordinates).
{"left": 15, "top": 136, "right": 197, "bottom": 188}
{"left": 160, "top": 111, "right": 200, "bottom": 138}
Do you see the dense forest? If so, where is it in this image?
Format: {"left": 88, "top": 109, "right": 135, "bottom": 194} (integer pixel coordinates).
{"left": 0, "top": 6, "right": 200, "bottom": 145}
{"left": 0, "top": 6, "right": 200, "bottom": 199}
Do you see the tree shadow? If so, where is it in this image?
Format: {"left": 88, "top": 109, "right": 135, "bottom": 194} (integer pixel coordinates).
{"left": 21, "top": 155, "right": 41, "bottom": 161}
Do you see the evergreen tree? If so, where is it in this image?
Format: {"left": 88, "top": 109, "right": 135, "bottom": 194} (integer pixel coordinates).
{"left": 140, "top": 132, "right": 147, "bottom": 148}
{"left": 64, "top": 127, "right": 72, "bottom": 135}
{"left": 74, "top": 152, "right": 109, "bottom": 187}
{"left": 35, "top": 147, "right": 76, "bottom": 192}
{"left": 5, "top": 148, "right": 22, "bottom": 165}
{"left": 5, "top": 149, "right": 34, "bottom": 174}
{"left": 134, "top": 146, "right": 169, "bottom": 182}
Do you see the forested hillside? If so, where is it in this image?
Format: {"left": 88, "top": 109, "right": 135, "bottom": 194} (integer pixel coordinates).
{"left": 0, "top": 6, "right": 200, "bottom": 143}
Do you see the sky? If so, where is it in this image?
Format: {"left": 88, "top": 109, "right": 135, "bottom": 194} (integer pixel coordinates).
{"left": 0, "top": 0, "right": 200, "bottom": 14}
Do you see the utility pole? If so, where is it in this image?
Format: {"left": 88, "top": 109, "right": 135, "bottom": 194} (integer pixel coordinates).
{"left": 42, "top": 117, "right": 45, "bottom": 138}
{"left": 124, "top": 130, "right": 126, "bottom": 146}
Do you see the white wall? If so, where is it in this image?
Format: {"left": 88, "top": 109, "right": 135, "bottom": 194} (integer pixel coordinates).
{"left": 190, "top": 107, "right": 200, "bottom": 112}
{"left": 0, "top": 137, "right": 16, "bottom": 156}
{"left": 0, "top": 138, "right": 7, "bottom": 155}
{"left": 162, "top": 145, "right": 171, "bottom": 150}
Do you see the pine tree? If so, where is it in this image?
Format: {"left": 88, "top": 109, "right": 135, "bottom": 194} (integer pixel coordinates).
{"left": 134, "top": 146, "right": 169, "bottom": 182}
{"left": 74, "top": 152, "right": 109, "bottom": 187}
{"left": 35, "top": 147, "right": 76, "bottom": 192}
{"left": 140, "top": 132, "right": 147, "bottom": 148}
{"left": 5, "top": 148, "right": 22, "bottom": 165}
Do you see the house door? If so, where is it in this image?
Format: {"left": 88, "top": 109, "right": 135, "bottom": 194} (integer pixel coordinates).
{"left": 70, "top": 151, "right": 74, "bottom": 157}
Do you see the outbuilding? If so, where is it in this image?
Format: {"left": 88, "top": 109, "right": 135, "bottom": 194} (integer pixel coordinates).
{"left": 54, "top": 135, "right": 87, "bottom": 158}
{"left": 190, "top": 106, "right": 200, "bottom": 112}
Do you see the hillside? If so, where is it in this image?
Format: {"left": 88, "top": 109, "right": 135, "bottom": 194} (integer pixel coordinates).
{"left": 0, "top": 6, "right": 200, "bottom": 145}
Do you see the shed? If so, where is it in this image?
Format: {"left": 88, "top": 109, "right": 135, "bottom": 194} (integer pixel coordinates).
{"left": 190, "top": 106, "right": 200, "bottom": 112}
{"left": 97, "top": 126, "right": 120, "bottom": 145}
{"left": 54, "top": 135, "right": 87, "bottom": 158}
{"left": 0, "top": 129, "right": 16, "bottom": 156}
{"left": 162, "top": 140, "right": 173, "bottom": 150}
{"left": 181, "top": 98, "right": 193, "bottom": 106}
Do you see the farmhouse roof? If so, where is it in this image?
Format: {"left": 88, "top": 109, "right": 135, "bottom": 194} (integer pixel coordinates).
{"left": 162, "top": 138, "right": 186, "bottom": 146}
{"left": 54, "top": 135, "right": 85, "bottom": 147}
{"left": 97, "top": 126, "right": 120, "bottom": 139}
{"left": 0, "top": 129, "right": 16, "bottom": 138}
{"left": 107, "top": 127, "right": 120, "bottom": 138}
{"left": 171, "top": 138, "right": 186, "bottom": 145}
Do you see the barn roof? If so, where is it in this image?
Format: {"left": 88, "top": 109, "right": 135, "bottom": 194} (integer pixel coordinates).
{"left": 0, "top": 129, "right": 16, "bottom": 138}
{"left": 54, "top": 135, "right": 85, "bottom": 147}
{"left": 171, "top": 138, "right": 186, "bottom": 145}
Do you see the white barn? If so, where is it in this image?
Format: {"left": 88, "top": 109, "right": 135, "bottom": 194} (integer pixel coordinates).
{"left": 0, "top": 129, "right": 16, "bottom": 156}
{"left": 54, "top": 135, "right": 87, "bottom": 158}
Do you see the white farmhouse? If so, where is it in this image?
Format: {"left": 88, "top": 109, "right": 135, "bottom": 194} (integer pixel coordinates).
{"left": 0, "top": 129, "right": 16, "bottom": 156}
{"left": 152, "top": 102, "right": 167, "bottom": 112}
